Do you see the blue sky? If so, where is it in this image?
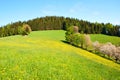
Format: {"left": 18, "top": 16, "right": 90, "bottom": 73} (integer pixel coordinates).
{"left": 0, "top": 0, "right": 120, "bottom": 26}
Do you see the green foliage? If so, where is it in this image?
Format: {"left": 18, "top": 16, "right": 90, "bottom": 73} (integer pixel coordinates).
{"left": 65, "top": 26, "right": 91, "bottom": 48}
{"left": 0, "top": 21, "right": 23, "bottom": 37}
{"left": 72, "top": 33, "right": 81, "bottom": 46}
{"left": 106, "top": 23, "right": 113, "bottom": 35}
{"left": 0, "top": 27, "right": 5, "bottom": 37}
{"left": 65, "top": 26, "right": 74, "bottom": 43}
{"left": 79, "top": 34, "right": 85, "bottom": 48}
{"left": 0, "top": 16, "right": 120, "bottom": 37}
{"left": 65, "top": 25, "right": 120, "bottom": 63}
{"left": 0, "top": 30, "right": 120, "bottom": 80}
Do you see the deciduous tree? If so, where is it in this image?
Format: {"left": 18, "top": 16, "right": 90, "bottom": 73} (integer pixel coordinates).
{"left": 84, "top": 34, "right": 92, "bottom": 50}
{"left": 21, "top": 24, "right": 32, "bottom": 36}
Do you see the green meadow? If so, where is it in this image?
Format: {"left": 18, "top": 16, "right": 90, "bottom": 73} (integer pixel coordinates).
{"left": 0, "top": 30, "right": 120, "bottom": 80}
{"left": 90, "top": 34, "right": 120, "bottom": 45}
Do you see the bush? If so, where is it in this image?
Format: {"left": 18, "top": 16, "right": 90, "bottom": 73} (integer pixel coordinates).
{"left": 99, "top": 42, "right": 116, "bottom": 57}
{"left": 79, "top": 34, "right": 85, "bottom": 48}
{"left": 92, "top": 41, "right": 101, "bottom": 52}
{"left": 114, "top": 47, "right": 120, "bottom": 61}
{"left": 84, "top": 34, "right": 92, "bottom": 49}
{"left": 71, "top": 33, "right": 81, "bottom": 46}
{"left": 65, "top": 26, "right": 92, "bottom": 48}
{"left": 93, "top": 42, "right": 120, "bottom": 62}
{"left": 21, "top": 24, "right": 32, "bottom": 36}
{"left": 73, "top": 26, "right": 79, "bottom": 33}
{"left": 65, "top": 26, "right": 74, "bottom": 43}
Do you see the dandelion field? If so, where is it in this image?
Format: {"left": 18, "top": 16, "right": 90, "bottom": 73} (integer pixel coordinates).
{"left": 0, "top": 30, "right": 120, "bottom": 80}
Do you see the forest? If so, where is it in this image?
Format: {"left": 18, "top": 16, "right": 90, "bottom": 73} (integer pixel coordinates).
{"left": 0, "top": 16, "right": 120, "bottom": 37}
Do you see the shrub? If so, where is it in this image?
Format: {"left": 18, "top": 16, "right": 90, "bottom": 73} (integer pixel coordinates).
{"left": 92, "top": 41, "right": 101, "bottom": 52}
{"left": 65, "top": 26, "right": 89, "bottom": 48}
{"left": 114, "top": 47, "right": 120, "bottom": 61}
{"left": 65, "top": 26, "right": 74, "bottom": 43}
{"left": 71, "top": 33, "right": 81, "bottom": 46}
{"left": 73, "top": 26, "right": 79, "bottom": 33}
{"left": 94, "top": 42, "right": 120, "bottom": 62}
{"left": 21, "top": 24, "right": 32, "bottom": 36}
{"left": 84, "top": 34, "right": 92, "bottom": 49}
{"left": 79, "top": 34, "right": 85, "bottom": 48}
{"left": 99, "top": 42, "right": 116, "bottom": 57}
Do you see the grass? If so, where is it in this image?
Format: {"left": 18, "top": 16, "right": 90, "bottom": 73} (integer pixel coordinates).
{"left": 0, "top": 30, "right": 120, "bottom": 80}
{"left": 90, "top": 34, "right": 120, "bottom": 45}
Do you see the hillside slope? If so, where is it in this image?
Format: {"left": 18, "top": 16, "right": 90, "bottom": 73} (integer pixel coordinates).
{"left": 0, "top": 30, "right": 120, "bottom": 80}
{"left": 90, "top": 34, "right": 120, "bottom": 45}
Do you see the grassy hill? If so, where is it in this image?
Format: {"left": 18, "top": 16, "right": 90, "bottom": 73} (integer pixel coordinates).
{"left": 90, "top": 34, "right": 120, "bottom": 45}
{"left": 0, "top": 30, "right": 120, "bottom": 80}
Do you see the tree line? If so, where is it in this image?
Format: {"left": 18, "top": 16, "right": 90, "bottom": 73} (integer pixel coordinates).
{"left": 65, "top": 26, "right": 120, "bottom": 63}
{"left": 0, "top": 16, "right": 120, "bottom": 37}
{"left": 0, "top": 23, "right": 31, "bottom": 37}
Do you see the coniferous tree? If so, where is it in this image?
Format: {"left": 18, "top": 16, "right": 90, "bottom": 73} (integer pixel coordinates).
{"left": 0, "top": 16, "right": 120, "bottom": 37}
